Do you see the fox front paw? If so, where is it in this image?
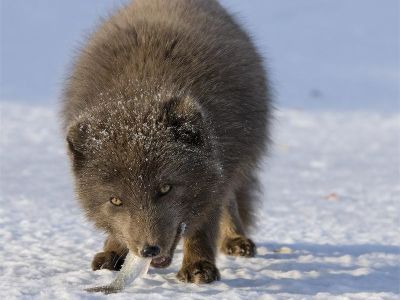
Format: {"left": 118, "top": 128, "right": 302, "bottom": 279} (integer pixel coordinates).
{"left": 177, "top": 260, "right": 220, "bottom": 284}
{"left": 91, "top": 251, "right": 126, "bottom": 271}
{"left": 222, "top": 236, "right": 256, "bottom": 257}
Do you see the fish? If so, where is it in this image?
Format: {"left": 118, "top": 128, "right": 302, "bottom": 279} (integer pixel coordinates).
{"left": 86, "top": 252, "right": 151, "bottom": 294}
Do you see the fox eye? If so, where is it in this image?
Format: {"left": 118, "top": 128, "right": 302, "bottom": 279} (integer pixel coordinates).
{"left": 159, "top": 184, "right": 172, "bottom": 196}
{"left": 110, "top": 197, "right": 122, "bottom": 206}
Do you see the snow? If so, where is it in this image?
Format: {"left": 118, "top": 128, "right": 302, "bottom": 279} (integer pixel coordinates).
{"left": 220, "top": 0, "right": 400, "bottom": 111}
{"left": 1, "top": 0, "right": 399, "bottom": 111}
{"left": 0, "top": 102, "right": 399, "bottom": 299}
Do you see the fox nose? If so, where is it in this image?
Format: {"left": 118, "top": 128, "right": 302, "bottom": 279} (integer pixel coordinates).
{"left": 140, "top": 245, "right": 160, "bottom": 257}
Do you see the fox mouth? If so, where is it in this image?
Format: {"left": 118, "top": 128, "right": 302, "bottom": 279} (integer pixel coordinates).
{"left": 151, "top": 256, "right": 172, "bottom": 268}
{"left": 150, "top": 222, "right": 186, "bottom": 269}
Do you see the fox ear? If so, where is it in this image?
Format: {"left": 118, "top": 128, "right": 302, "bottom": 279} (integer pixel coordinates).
{"left": 66, "top": 121, "right": 89, "bottom": 168}
{"left": 163, "top": 97, "right": 205, "bottom": 147}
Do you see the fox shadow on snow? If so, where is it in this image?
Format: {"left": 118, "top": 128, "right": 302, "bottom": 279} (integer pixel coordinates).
{"left": 221, "top": 242, "right": 399, "bottom": 295}
{"left": 130, "top": 242, "right": 398, "bottom": 296}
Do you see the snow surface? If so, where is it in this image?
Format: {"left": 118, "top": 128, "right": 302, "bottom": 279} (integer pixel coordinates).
{"left": 0, "top": 102, "right": 399, "bottom": 299}
{"left": 1, "top": 0, "right": 399, "bottom": 111}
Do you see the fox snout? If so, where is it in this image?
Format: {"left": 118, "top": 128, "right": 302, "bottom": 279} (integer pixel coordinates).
{"left": 140, "top": 245, "right": 161, "bottom": 257}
